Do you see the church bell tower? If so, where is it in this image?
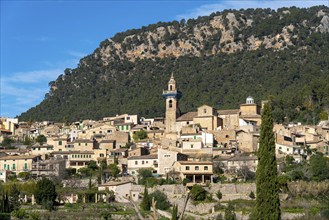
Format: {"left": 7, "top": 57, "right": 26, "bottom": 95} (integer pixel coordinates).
{"left": 162, "top": 74, "right": 182, "bottom": 138}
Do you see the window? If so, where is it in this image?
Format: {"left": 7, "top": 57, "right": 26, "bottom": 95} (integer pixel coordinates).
{"left": 204, "top": 166, "right": 208, "bottom": 170}
{"left": 126, "top": 116, "right": 130, "bottom": 120}
{"left": 203, "top": 108, "right": 207, "bottom": 113}
{"left": 142, "top": 161, "right": 145, "bottom": 165}
{"left": 24, "top": 163, "right": 28, "bottom": 170}
{"left": 146, "top": 161, "right": 148, "bottom": 164}
{"left": 79, "top": 143, "right": 81, "bottom": 146}
{"left": 59, "top": 140, "right": 62, "bottom": 145}
{"left": 135, "top": 161, "right": 138, "bottom": 165}
{"left": 164, "top": 155, "right": 171, "bottom": 158}
{"left": 126, "top": 125, "right": 129, "bottom": 130}
{"left": 225, "top": 135, "right": 229, "bottom": 138}
{"left": 85, "top": 143, "right": 87, "bottom": 146}
{"left": 186, "top": 166, "right": 190, "bottom": 170}
{"left": 191, "top": 144, "right": 194, "bottom": 148}
{"left": 195, "top": 166, "right": 199, "bottom": 170}
{"left": 169, "top": 100, "right": 173, "bottom": 108}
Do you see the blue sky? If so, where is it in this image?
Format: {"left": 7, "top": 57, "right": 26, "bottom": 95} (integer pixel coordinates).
{"left": 1, "top": 0, "right": 327, "bottom": 118}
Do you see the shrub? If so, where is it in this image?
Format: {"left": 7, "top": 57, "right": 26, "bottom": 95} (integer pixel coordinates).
{"left": 224, "top": 202, "right": 237, "bottom": 220}
{"left": 216, "top": 190, "right": 223, "bottom": 200}
{"left": 249, "top": 191, "right": 255, "bottom": 199}
{"left": 149, "top": 190, "right": 170, "bottom": 210}
{"left": 190, "top": 185, "right": 207, "bottom": 201}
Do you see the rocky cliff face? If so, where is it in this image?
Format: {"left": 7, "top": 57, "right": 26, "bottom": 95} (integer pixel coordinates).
{"left": 88, "top": 7, "right": 329, "bottom": 65}
{"left": 19, "top": 6, "right": 329, "bottom": 123}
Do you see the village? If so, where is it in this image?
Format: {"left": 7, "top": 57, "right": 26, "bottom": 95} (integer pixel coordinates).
{"left": 1, "top": 75, "right": 329, "bottom": 219}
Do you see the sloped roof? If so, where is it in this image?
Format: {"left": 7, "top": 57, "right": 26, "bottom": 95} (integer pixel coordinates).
{"left": 217, "top": 109, "right": 240, "bottom": 115}
{"left": 177, "top": 112, "right": 198, "bottom": 121}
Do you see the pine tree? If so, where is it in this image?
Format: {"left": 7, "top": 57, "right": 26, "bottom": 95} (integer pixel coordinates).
{"left": 255, "top": 103, "right": 281, "bottom": 219}
{"left": 140, "top": 186, "right": 150, "bottom": 211}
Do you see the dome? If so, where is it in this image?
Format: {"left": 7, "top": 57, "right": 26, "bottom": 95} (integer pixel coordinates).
{"left": 246, "top": 96, "right": 254, "bottom": 104}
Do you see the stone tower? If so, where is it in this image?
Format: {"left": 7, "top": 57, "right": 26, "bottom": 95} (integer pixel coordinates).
{"left": 162, "top": 74, "right": 182, "bottom": 139}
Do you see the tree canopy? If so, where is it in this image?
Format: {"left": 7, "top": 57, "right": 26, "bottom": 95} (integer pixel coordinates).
{"left": 35, "top": 177, "right": 57, "bottom": 210}
{"left": 19, "top": 6, "right": 329, "bottom": 125}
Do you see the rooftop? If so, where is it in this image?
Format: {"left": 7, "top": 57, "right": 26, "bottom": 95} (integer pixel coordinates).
{"left": 128, "top": 154, "right": 158, "bottom": 160}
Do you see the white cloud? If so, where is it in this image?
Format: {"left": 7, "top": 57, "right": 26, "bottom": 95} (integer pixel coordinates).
{"left": 36, "top": 36, "right": 54, "bottom": 42}
{"left": 177, "top": 0, "right": 328, "bottom": 19}
{"left": 0, "top": 68, "right": 62, "bottom": 117}
{"left": 67, "top": 50, "right": 87, "bottom": 58}
{"left": 2, "top": 69, "right": 62, "bottom": 84}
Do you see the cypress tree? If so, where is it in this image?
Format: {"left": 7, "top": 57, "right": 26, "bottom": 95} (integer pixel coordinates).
{"left": 140, "top": 186, "right": 150, "bottom": 211}
{"left": 172, "top": 204, "right": 178, "bottom": 220}
{"left": 255, "top": 103, "right": 281, "bottom": 219}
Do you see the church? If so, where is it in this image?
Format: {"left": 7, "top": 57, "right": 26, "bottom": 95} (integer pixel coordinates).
{"left": 161, "top": 74, "right": 262, "bottom": 153}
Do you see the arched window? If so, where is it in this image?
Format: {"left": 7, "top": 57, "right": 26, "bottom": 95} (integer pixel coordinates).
{"left": 169, "top": 100, "right": 173, "bottom": 108}
{"left": 169, "top": 85, "right": 173, "bottom": 90}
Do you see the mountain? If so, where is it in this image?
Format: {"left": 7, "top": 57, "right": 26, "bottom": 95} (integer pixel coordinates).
{"left": 19, "top": 6, "right": 329, "bottom": 124}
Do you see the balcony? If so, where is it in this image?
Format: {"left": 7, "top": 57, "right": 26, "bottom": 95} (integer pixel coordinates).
{"left": 162, "top": 90, "right": 182, "bottom": 99}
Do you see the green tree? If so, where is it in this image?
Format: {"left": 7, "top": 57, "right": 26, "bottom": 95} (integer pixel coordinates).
{"left": 35, "top": 135, "right": 47, "bottom": 145}
{"left": 249, "top": 191, "right": 255, "bottom": 199}
{"left": 149, "top": 190, "right": 170, "bottom": 210}
{"left": 1, "top": 138, "right": 14, "bottom": 148}
{"left": 108, "top": 163, "right": 120, "bottom": 178}
{"left": 18, "top": 172, "right": 30, "bottom": 180}
{"left": 190, "top": 184, "right": 207, "bottom": 201}
{"left": 9, "top": 184, "right": 20, "bottom": 211}
{"left": 255, "top": 103, "right": 281, "bottom": 220}
{"left": 285, "top": 155, "right": 294, "bottom": 165}
{"left": 309, "top": 154, "right": 329, "bottom": 181}
{"left": 216, "top": 190, "right": 222, "bottom": 200}
{"left": 138, "top": 168, "right": 153, "bottom": 185}
{"left": 34, "top": 177, "right": 57, "bottom": 210}
{"left": 78, "top": 167, "right": 92, "bottom": 177}
{"left": 140, "top": 186, "right": 150, "bottom": 211}
{"left": 172, "top": 204, "right": 178, "bottom": 220}
{"left": 224, "top": 202, "right": 236, "bottom": 220}
{"left": 87, "top": 160, "right": 98, "bottom": 171}
{"left": 133, "top": 130, "right": 148, "bottom": 141}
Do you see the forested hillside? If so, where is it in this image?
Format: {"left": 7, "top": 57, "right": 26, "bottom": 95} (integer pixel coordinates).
{"left": 19, "top": 6, "right": 329, "bottom": 124}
